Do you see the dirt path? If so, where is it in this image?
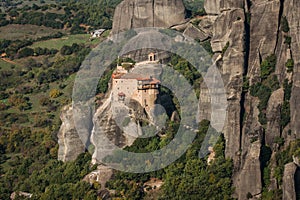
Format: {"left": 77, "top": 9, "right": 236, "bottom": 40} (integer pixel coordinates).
{"left": 1, "top": 58, "right": 18, "bottom": 65}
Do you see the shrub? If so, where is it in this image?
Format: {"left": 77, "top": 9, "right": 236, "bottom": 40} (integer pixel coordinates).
{"left": 60, "top": 45, "right": 73, "bottom": 55}
{"left": 284, "top": 36, "right": 291, "bottom": 46}
{"left": 285, "top": 59, "right": 294, "bottom": 73}
{"left": 201, "top": 40, "right": 213, "bottom": 56}
{"left": 17, "top": 47, "right": 34, "bottom": 58}
{"left": 17, "top": 102, "right": 32, "bottom": 111}
{"left": 8, "top": 94, "right": 27, "bottom": 107}
{"left": 281, "top": 16, "right": 290, "bottom": 33}
{"left": 274, "top": 136, "right": 285, "bottom": 147}
{"left": 0, "top": 92, "right": 9, "bottom": 100}
{"left": 39, "top": 97, "right": 51, "bottom": 106}
{"left": 0, "top": 102, "right": 7, "bottom": 111}
{"left": 280, "top": 101, "right": 290, "bottom": 128}
{"left": 250, "top": 83, "right": 272, "bottom": 125}
{"left": 283, "top": 79, "right": 292, "bottom": 101}
{"left": 49, "top": 89, "right": 62, "bottom": 98}
{"left": 222, "top": 42, "right": 230, "bottom": 56}
{"left": 247, "top": 192, "right": 253, "bottom": 199}
{"left": 261, "top": 54, "right": 276, "bottom": 80}
{"left": 263, "top": 75, "right": 279, "bottom": 91}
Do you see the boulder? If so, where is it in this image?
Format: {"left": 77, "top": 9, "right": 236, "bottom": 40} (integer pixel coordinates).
{"left": 183, "top": 23, "right": 209, "bottom": 41}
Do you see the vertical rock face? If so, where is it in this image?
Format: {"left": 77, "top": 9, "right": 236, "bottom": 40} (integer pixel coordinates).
{"left": 111, "top": 0, "right": 186, "bottom": 34}
{"left": 200, "top": 0, "right": 300, "bottom": 198}
{"left": 248, "top": 0, "right": 281, "bottom": 83}
{"left": 204, "top": 0, "right": 220, "bottom": 15}
{"left": 235, "top": 141, "right": 262, "bottom": 199}
{"left": 57, "top": 105, "right": 88, "bottom": 162}
{"left": 265, "top": 88, "right": 284, "bottom": 148}
{"left": 200, "top": 1, "right": 245, "bottom": 166}
{"left": 286, "top": 0, "right": 300, "bottom": 139}
{"left": 282, "top": 162, "right": 297, "bottom": 200}
{"left": 201, "top": 0, "right": 246, "bottom": 186}
{"left": 56, "top": 0, "right": 300, "bottom": 198}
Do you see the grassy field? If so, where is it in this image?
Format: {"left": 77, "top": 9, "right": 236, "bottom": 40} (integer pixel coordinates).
{"left": 0, "top": 24, "right": 67, "bottom": 41}
{"left": 0, "top": 59, "right": 19, "bottom": 70}
{"left": 30, "top": 34, "right": 103, "bottom": 49}
{"left": 20, "top": 0, "right": 57, "bottom": 7}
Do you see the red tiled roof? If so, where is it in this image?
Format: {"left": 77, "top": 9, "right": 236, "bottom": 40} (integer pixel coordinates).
{"left": 112, "top": 72, "right": 160, "bottom": 84}
{"left": 150, "top": 78, "right": 160, "bottom": 84}
{"left": 118, "top": 92, "right": 125, "bottom": 96}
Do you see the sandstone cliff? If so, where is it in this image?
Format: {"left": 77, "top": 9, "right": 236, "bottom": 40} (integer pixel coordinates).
{"left": 57, "top": 0, "right": 300, "bottom": 198}
{"left": 197, "top": 0, "right": 300, "bottom": 199}
{"left": 111, "top": 0, "right": 186, "bottom": 34}
{"left": 57, "top": 105, "right": 90, "bottom": 162}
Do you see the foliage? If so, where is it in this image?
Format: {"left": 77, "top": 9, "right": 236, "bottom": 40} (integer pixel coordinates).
{"left": 274, "top": 136, "right": 285, "bottom": 147}
{"left": 280, "top": 101, "right": 290, "bottom": 128}
{"left": 285, "top": 58, "right": 294, "bottom": 73}
{"left": 183, "top": 0, "right": 206, "bottom": 17}
{"left": 169, "top": 54, "right": 202, "bottom": 98}
{"left": 201, "top": 40, "right": 213, "bottom": 56}
{"left": 281, "top": 79, "right": 292, "bottom": 129}
{"left": 260, "top": 54, "right": 276, "bottom": 80}
{"left": 260, "top": 145, "right": 272, "bottom": 187}
{"left": 0, "top": 122, "right": 97, "bottom": 197}
{"left": 250, "top": 55, "right": 279, "bottom": 125}
{"left": 284, "top": 36, "right": 291, "bottom": 47}
{"left": 106, "top": 120, "right": 234, "bottom": 199}
{"left": 8, "top": 93, "right": 32, "bottom": 111}
{"left": 17, "top": 47, "right": 34, "bottom": 58}
{"left": 159, "top": 132, "right": 234, "bottom": 200}
{"left": 222, "top": 42, "right": 230, "bottom": 57}
{"left": 281, "top": 16, "right": 290, "bottom": 33}
{"left": 245, "top": 12, "right": 251, "bottom": 25}
{"left": 49, "top": 89, "right": 62, "bottom": 98}
{"left": 250, "top": 82, "right": 271, "bottom": 125}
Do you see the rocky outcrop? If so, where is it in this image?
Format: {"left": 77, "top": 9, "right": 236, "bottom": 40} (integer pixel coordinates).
{"left": 204, "top": 0, "right": 220, "bottom": 15}
{"left": 90, "top": 97, "right": 137, "bottom": 163}
{"left": 200, "top": 0, "right": 300, "bottom": 198}
{"left": 111, "top": 0, "right": 186, "bottom": 34}
{"left": 200, "top": 0, "right": 245, "bottom": 169}
{"left": 285, "top": 0, "right": 300, "bottom": 139}
{"left": 56, "top": 0, "right": 300, "bottom": 199}
{"left": 265, "top": 88, "right": 284, "bottom": 148}
{"left": 247, "top": 0, "right": 281, "bottom": 83}
{"left": 57, "top": 105, "right": 89, "bottom": 162}
{"left": 83, "top": 165, "right": 113, "bottom": 189}
{"left": 282, "top": 162, "right": 297, "bottom": 200}
{"left": 235, "top": 141, "right": 262, "bottom": 199}
{"left": 183, "top": 23, "right": 209, "bottom": 42}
